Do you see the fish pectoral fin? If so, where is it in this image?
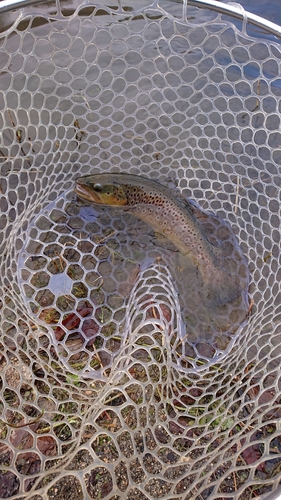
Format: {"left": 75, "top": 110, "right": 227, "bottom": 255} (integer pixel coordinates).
{"left": 154, "top": 231, "right": 169, "bottom": 244}
{"left": 153, "top": 231, "right": 177, "bottom": 251}
{"left": 154, "top": 231, "right": 165, "bottom": 240}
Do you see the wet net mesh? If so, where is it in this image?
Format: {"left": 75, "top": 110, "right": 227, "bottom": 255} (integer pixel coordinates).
{"left": 0, "top": 0, "right": 281, "bottom": 498}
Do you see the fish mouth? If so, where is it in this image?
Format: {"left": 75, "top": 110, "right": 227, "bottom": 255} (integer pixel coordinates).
{"left": 74, "top": 183, "right": 102, "bottom": 203}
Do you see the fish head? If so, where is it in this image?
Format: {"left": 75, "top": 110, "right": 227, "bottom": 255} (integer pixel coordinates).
{"left": 75, "top": 175, "right": 128, "bottom": 206}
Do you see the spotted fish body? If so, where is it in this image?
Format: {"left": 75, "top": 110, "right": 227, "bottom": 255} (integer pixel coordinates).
{"left": 75, "top": 173, "right": 241, "bottom": 306}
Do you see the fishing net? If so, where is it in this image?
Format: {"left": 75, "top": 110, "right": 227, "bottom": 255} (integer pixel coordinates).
{"left": 0, "top": 0, "right": 281, "bottom": 498}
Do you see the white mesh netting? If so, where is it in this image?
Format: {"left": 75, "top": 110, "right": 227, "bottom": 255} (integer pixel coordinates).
{"left": 0, "top": 0, "right": 281, "bottom": 499}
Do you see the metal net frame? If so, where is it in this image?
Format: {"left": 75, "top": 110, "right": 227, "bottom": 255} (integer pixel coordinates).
{"left": 0, "top": 0, "right": 281, "bottom": 499}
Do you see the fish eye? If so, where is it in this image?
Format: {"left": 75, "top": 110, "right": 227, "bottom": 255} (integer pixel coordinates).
{"left": 93, "top": 183, "right": 102, "bottom": 192}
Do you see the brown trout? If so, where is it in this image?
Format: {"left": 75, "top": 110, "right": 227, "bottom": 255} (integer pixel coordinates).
{"left": 75, "top": 173, "right": 242, "bottom": 306}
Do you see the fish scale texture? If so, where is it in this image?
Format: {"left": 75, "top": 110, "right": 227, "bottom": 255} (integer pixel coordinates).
{"left": 0, "top": 1, "right": 281, "bottom": 499}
